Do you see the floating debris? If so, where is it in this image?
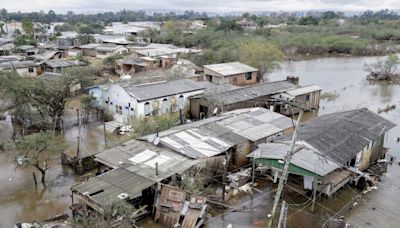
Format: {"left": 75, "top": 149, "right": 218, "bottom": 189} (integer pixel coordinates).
{"left": 378, "top": 104, "right": 396, "bottom": 113}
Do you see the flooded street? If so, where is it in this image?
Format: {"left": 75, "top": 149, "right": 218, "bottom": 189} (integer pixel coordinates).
{"left": 1, "top": 56, "right": 400, "bottom": 227}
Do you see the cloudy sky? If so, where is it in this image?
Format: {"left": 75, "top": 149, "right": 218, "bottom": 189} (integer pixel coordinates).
{"left": 1, "top": 0, "right": 399, "bottom": 13}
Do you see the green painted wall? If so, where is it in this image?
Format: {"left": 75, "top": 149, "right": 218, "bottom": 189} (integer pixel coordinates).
{"left": 255, "top": 158, "right": 321, "bottom": 179}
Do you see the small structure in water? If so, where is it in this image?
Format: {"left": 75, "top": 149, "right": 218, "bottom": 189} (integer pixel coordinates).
{"left": 248, "top": 108, "right": 395, "bottom": 197}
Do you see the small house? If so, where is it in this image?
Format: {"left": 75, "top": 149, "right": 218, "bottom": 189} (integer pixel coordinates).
{"left": 71, "top": 139, "right": 198, "bottom": 218}
{"left": 114, "top": 58, "right": 146, "bottom": 76}
{"left": 249, "top": 108, "right": 395, "bottom": 196}
{"left": 95, "top": 44, "right": 128, "bottom": 59}
{"left": 15, "top": 45, "right": 39, "bottom": 56}
{"left": 0, "top": 60, "right": 39, "bottom": 77}
{"left": 159, "top": 107, "right": 294, "bottom": 168}
{"left": 189, "top": 78, "right": 300, "bottom": 119}
{"left": 203, "top": 62, "right": 259, "bottom": 86}
{"left": 271, "top": 85, "right": 322, "bottom": 115}
{"left": 41, "top": 60, "right": 87, "bottom": 73}
{"left": 79, "top": 43, "right": 101, "bottom": 57}
{"left": 88, "top": 79, "right": 205, "bottom": 123}
{"left": 236, "top": 18, "right": 257, "bottom": 30}
{"left": 139, "top": 56, "right": 160, "bottom": 69}
{"left": 32, "top": 51, "right": 62, "bottom": 62}
{"left": 0, "top": 38, "right": 15, "bottom": 56}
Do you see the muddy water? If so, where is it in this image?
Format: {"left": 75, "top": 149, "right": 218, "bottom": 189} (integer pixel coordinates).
{"left": 269, "top": 56, "right": 400, "bottom": 227}
{"left": 208, "top": 56, "right": 400, "bottom": 228}
{"left": 0, "top": 117, "right": 119, "bottom": 227}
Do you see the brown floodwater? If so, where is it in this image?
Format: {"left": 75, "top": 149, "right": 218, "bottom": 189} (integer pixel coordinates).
{"left": 0, "top": 115, "right": 123, "bottom": 227}
{"left": 205, "top": 56, "right": 400, "bottom": 228}
{"left": 2, "top": 56, "right": 400, "bottom": 227}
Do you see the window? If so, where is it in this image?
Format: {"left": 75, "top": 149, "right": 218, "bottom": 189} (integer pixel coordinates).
{"left": 28, "top": 67, "right": 34, "bottom": 73}
{"left": 306, "top": 94, "right": 310, "bottom": 101}
{"left": 244, "top": 72, "right": 252, "bottom": 80}
{"left": 177, "top": 95, "right": 184, "bottom": 109}
{"left": 144, "top": 102, "right": 151, "bottom": 116}
{"left": 115, "top": 105, "right": 122, "bottom": 114}
{"left": 161, "top": 98, "right": 168, "bottom": 113}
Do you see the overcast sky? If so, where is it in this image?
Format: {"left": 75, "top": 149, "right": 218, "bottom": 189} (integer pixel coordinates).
{"left": 1, "top": 0, "right": 399, "bottom": 13}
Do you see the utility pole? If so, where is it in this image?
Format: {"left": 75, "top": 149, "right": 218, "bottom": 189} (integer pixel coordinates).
{"left": 102, "top": 110, "right": 107, "bottom": 149}
{"left": 252, "top": 148, "right": 260, "bottom": 185}
{"left": 76, "top": 109, "right": 82, "bottom": 173}
{"left": 311, "top": 178, "right": 318, "bottom": 212}
{"left": 268, "top": 108, "right": 304, "bottom": 227}
{"left": 277, "top": 201, "right": 287, "bottom": 228}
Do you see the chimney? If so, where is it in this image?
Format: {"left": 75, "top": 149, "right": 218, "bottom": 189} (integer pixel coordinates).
{"left": 287, "top": 76, "right": 299, "bottom": 85}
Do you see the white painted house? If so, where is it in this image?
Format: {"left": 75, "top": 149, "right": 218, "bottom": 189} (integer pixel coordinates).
{"left": 89, "top": 79, "right": 205, "bottom": 123}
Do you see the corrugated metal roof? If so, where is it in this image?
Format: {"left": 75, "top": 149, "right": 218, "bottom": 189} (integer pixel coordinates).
{"left": 95, "top": 139, "right": 198, "bottom": 182}
{"left": 285, "top": 85, "right": 322, "bottom": 97}
{"left": 71, "top": 168, "right": 155, "bottom": 206}
{"left": 161, "top": 127, "right": 234, "bottom": 159}
{"left": 96, "top": 44, "right": 127, "bottom": 52}
{"left": 45, "top": 60, "right": 87, "bottom": 68}
{"left": 217, "top": 108, "right": 293, "bottom": 141}
{"left": 159, "top": 107, "right": 292, "bottom": 158}
{"left": 123, "top": 79, "right": 204, "bottom": 102}
{"left": 204, "top": 62, "right": 258, "bottom": 76}
{"left": 79, "top": 43, "right": 101, "bottom": 49}
{"left": 33, "top": 51, "right": 60, "bottom": 61}
{"left": 0, "top": 60, "right": 37, "bottom": 69}
{"left": 214, "top": 80, "right": 298, "bottom": 105}
{"left": 248, "top": 143, "right": 341, "bottom": 176}
{"left": 133, "top": 43, "right": 201, "bottom": 57}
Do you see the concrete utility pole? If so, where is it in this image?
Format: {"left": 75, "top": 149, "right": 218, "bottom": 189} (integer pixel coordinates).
{"left": 268, "top": 107, "right": 304, "bottom": 228}
{"left": 277, "top": 201, "right": 287, "bottom": 228}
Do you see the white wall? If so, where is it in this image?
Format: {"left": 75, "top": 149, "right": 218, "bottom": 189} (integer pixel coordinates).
{"left": 136, "top": 89, "right": 204, "bottom": 117}
{"left": 92, "top": 84, "right": 204, "bottom": 124}
{"left": 16, "top": 67, "right": 37, "bottom": 77}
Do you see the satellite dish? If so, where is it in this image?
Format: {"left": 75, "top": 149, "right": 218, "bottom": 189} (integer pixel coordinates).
{"left": 153, "top": 137, "right": 160, "bottom": 146}
{"left": 213, "top": 107, "right": 218, "bottom": 115}
{"left": 147, "top": 134, "right": 156, "bottom": 143}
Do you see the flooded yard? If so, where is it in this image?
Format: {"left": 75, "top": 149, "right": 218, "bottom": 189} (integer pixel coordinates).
{"left": 0, "top": 116, "right": 124, "bottom": 227}
{"left": 1, "top": 56, "right": 400, "bottom": 227}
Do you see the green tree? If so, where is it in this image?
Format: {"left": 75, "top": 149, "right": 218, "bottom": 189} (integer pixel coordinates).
{"left": 298, "top": 16, "right": 320, "bottom": 25}
{"left": 364, "top": 54, "right": 400, "bottom": 80}
{"left": 15, "top": 131, "right": 61, "bottom": 184}
{"left": 239, "top": 39, "right": 284, "bottom": 81}
{"left": 0, "top": 69, "right": 88, "bottom": 129}
{"left": 22, "top": 17, "right": 34, "bottom": 36}
{"left": 71, "top": 201, "right": 135, "bottom": 227}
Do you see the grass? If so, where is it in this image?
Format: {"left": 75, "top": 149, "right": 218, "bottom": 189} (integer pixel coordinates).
{"left": 320, "top": 92, "right": 339, "bottom": 101}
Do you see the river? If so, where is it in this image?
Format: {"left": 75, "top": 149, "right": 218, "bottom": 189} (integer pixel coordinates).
{"left": 1, "top": 56, "right": 400, "bottom": 227}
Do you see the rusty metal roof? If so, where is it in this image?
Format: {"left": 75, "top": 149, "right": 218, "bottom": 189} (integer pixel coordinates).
{"left": 71, "top": 168, "right": 155, "bottom": 206}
